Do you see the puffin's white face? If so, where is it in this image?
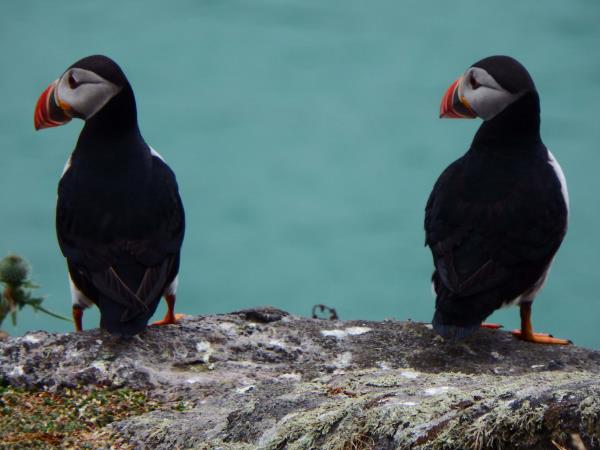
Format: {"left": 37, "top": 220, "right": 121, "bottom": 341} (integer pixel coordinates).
{"left": 457, "top": 67, "right": 522, "bottom": 121}
{"left": 55, "top": 68, "right": 121, "bottom": 120}
{"left": 440, "top": 67, "right": 524, "bottom": 121}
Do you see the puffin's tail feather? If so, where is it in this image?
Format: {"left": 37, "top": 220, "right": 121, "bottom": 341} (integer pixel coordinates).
{"left": 432, "top": 310, "right": 480, "bottom": 340}
{"left": 90, "top": 261, "right": 172, "bottom": 337}
{"left": 97, "top": 293, "right": 160, "bottom": 337}
{"left": 431, "top": 272, "right": 499, "bottom": 340}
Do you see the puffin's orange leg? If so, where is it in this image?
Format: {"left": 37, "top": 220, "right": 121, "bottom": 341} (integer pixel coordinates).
{"left": 481, "top": 322, "right": 503, "bottom": 329}
{"left": 72, "top": 306, "right": 83, "bottom": 332}
{"left": 151, "top": 294, "right": 184, "bottom": 326}
{"left": 511, "top": 303, "right": 571, "bottom": 345}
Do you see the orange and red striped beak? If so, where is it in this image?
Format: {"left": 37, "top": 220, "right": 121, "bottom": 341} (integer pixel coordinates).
{"left": 439, "top": 76, "right": 477, "bottom": 119}
{"left": 34, "top": 80, "right": 72, "bottom": 130}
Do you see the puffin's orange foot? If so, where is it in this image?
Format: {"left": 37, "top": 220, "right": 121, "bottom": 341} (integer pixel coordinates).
{"left": 481, "top": 322, "right": 503, "bottom": 329}
{"left": 511, "top": 329, "right": 572, "bottom": 345}
{"left": 151, "top": 313, "right": 186, "bottom": 326}
{"left": 512, "top": 330, "right": 553, "bottom": 337}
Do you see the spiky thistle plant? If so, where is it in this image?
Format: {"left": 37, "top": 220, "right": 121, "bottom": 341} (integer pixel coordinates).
{"left": 0, "top": 254, "right": 69, "bottom": 329}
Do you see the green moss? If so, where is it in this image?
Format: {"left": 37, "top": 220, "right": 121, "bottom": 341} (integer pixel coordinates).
{"left": 0, "top": 385, "right": 164, "bottom": 448}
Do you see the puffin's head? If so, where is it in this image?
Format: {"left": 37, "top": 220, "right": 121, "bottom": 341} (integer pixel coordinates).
{"left": 439, "top": 55, "right": 536, "bottom": 121}
{"left": 34, "top": 55, "right": 129, "bottom": 130}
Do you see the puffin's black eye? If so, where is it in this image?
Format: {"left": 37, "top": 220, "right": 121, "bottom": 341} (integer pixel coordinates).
{"left": 470, "top": 76, "right": 481, "bottom": 90}
{"left": 68, "top": 73, "right": 80, "bottom": 89}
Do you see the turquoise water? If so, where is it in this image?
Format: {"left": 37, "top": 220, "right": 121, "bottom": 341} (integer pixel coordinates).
{"left": 1, "top": 1, "right": 599, "bottom": 348}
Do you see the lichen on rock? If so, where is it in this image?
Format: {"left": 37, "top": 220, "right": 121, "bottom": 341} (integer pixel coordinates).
{"left": 0, "top": 307, "right": 599, "bottom": 449}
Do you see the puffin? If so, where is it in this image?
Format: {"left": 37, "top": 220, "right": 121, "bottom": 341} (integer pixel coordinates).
{"left": 34, "top": 55, "right": 185, "bottom": 337}
{"left": 425, "top": 55, "right": 570, "bottom": 344}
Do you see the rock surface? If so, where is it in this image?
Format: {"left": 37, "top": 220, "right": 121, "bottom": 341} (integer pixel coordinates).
{"left": 1, "top": 307, "right": 599, "bottom": 449}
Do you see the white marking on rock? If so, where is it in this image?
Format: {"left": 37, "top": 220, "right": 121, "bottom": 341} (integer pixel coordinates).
{"left": 531, "top": 364, "right": 545, "bottom": 369}
{"left": 196, "top": 341, "right": 215, "bottom": 369}
{"left": 236, "top": 385, "right": 255, "bottom": 394}
{"left": 491, "top": 351, "right": 503, "bottom": 360}
{"left": 317, "top": 410, "right": 339, "bottom": 422}
{"left": 9, "top": 365, "right": 24, "bottom": 377}
{"left": 218, "top": 321, "right": 239, "bottom": 335}
{"left": 333, "top": 352, "right": 352, "bottom": 369}
{"left": 400, "top": 370, "right": 419, "bottom": 380}
{"left": 278, "top": 412, "right": 298, "bottom": 424}
{"left": 321, "top": 329, "right": 347, "bottom": 339}
{"left": 22, "top": 334, "right": 43, "bottom": 344}
{"left": 424, "top": 386, "right": 451, "bottom": 396}
{"left": 91, "top": 361, "right": 108, "bottom": 372}
{"left": 186, "top": 376, "right": 203, "bottom": 384}
{"left": 378, "top": 361, "right": 391, "bottom": 370}
{"left": 346, "top": 326, "right": 372, "bottom": 336}
{"left": 268, "top": 339, "right": 287, "bottom": 349}
{"left": 425, "top": 324, "right": 433, "bottom": 330}
{"left": 321, "top": 326, "right": 372, "bottom": 339}
{"left": 67, "top": 349, "right": 82, "bottom": 360}
{"left": 279, "top": 373, "right": 302, "bottom": 382}
{"left": 379, "top": 397, "right": 419, "bottom": 408}
{"left": 196, "top": 341, "right": 211, "bottom": 354}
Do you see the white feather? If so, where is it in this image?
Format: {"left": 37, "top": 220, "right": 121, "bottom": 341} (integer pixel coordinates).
{"left": 547, "top": 150, "right": 569, "bottom": 214}
{"left": 164, "top": 275, "right": 179, "bottom": 296}
{"left": 150, "top": 146, "right": 166, "bottom": 162}
{"left": 68, "top": 273, "right": 94, "bottom": 308}
{"left": 61, "top": 155, "right": 72, "bottom": 176}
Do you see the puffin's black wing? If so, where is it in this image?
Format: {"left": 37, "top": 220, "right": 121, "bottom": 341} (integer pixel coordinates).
{"left": 425, "top": 147, "right": 567, "bottom": 330}
{"left": 57, "top": 154, "right": 185, "bottom": 335}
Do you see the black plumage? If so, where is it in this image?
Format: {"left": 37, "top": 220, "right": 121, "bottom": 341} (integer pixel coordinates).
{"left": 39, "top": 55, "right": 185, "bottom": 336}
{"left": 426, "top": 56, "right": 568, "bottom": 340}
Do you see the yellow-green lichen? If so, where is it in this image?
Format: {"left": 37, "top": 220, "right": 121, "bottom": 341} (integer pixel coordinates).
{"left": 237, "top": 370, "right": 600, "bottom": 450}
{"left": 579, "top": 395, "right": 600, "bottom": 444}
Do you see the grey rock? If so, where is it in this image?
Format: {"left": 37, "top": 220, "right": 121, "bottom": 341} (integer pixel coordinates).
{"left": 1, "top": 307, "right": 599, "bottom": 449}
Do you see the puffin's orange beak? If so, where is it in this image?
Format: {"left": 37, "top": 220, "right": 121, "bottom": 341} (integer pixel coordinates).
{"left": 439, "top": 76, "right": 477, "bottom": 119}
{"left": 34, "top": 80, "right": 72, "bottom": 130}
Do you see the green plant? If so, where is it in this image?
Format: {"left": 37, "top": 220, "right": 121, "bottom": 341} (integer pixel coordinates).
{"left": 0, "top": 254, "right": 69, "bottom": 329}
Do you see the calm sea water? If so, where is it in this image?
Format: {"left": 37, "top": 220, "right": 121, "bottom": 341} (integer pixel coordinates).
{"left": 1, "top": 1, "right": 599, "bottom": 348}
